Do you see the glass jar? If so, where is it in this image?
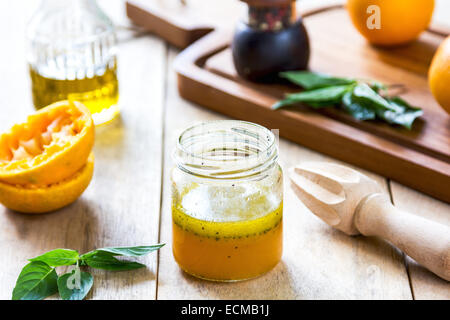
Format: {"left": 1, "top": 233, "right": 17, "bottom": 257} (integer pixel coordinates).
{"left": 171, "top": 120, "right": 283, "bottom": 281}
{"left": 26, "top": 0, "right": 119, "bottom": 126}
{"left": 232, "top": 0, "right": 310, "bottom": 82}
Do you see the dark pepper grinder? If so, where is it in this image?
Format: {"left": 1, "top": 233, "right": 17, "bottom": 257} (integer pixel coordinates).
{"left": 232, "top": 0, "right": 310, "bottom": 82}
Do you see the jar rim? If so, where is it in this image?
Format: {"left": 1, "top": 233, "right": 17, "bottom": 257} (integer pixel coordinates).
{"left": 174, "top": 120, "right": 278, "bottom": 180}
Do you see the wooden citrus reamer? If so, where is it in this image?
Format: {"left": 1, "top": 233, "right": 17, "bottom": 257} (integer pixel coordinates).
{"left": 289, "top": 162, "right": 450, "bottom": 281}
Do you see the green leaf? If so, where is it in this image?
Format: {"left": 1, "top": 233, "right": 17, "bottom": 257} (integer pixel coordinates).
{"left": 369, "top": 80, "right": 387, "bottom": 93}
{"left": 274, "top": 73, "right": 422, "bottom": 129}
{"left": 280, "top": 71, "right": 356, "bottom": 89}
{"left": 92, "top": 244, "right": 165, "bottom": 257}
{"left": 287, "top": 85, "right": 353, "bottom": 103}
{"left": 378, "top": 96, "right": 423, "bottom": 129}
{"left": 272, "top": 97, "right": 302, "bottom": 109}
{"left": 351, "top": 83, "right": 396, "bottom": 111}
{"left": 57, "top": 268, "right": 93, "bottom": 300}
{"left": 342, "top": 91, "right": 376, "bottom": 120}
{"left": 81, "top": 251, "right": 146, "bottom": 271}
{"left": 352, "top": 84, "right": 422, "bottom": 129}
{"left": 29, "top": 249, "right": 79, "bottom": 267}
{"left": 273, "top": 85, "right": 354, "bottom": 109}
{"left": 12, "top": 261, "right": 58, "bottom": 300}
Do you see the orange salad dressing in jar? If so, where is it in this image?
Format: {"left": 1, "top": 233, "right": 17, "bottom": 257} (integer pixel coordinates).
{"left": 171, "top": 121, "right": 283, "bottom": 281}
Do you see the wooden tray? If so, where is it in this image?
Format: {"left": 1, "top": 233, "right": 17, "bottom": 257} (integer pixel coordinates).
{"left": 174, "top": 6, "right": 450, "bottom": 203}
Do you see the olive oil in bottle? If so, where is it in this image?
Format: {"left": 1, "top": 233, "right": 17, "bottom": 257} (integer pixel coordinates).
{"left": 27, "top": 0, "right": 120, "bottom": 125}
{"left": 29, "top": 61, "right": 119, "bottom": 124}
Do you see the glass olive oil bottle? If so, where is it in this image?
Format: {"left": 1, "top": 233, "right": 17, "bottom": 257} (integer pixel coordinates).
{"left": 27, "top": 0, "right": 119, "bottom": 125}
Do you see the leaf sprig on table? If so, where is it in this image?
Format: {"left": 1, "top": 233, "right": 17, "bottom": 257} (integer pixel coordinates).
{"left": 272, "top": 71, "right": 423, "bottom": 129}
{"left": 12, "top": 244, "right": 165, "bottom": 300}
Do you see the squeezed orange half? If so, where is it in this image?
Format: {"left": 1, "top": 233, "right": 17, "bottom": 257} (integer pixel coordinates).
{"left": 172, "top": 198, "right": 283, "bottom": 281}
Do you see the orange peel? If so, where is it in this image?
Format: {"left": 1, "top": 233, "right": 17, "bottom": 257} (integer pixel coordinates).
{"left": 0, "top": 153, "right": 94, "bottom": 214}
{"left": 0, "top": 100, "right": 94, "bottom": 186}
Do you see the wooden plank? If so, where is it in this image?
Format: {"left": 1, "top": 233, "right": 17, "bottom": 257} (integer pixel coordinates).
{"left": 390, "top": 183, "right": 450, "bottom": 300}
{"left": 0, "top": 0, "right": 166, "bottom": 300}
{"left": 157, "top": 49, "right": 412, "bottom": 299}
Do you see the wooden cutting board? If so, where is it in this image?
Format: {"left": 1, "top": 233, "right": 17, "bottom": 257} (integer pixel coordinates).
{"left": 174, "top": 6, "right": 450, "bottom": 203}
{"left": 126, "top": 0, "right": 243, "bottom": 48}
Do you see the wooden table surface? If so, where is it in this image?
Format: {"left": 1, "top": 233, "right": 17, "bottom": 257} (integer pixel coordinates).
{"left": 0, "top": 0, "right": 448, "bottom": 300}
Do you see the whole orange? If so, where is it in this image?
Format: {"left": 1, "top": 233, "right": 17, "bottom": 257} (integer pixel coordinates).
{"left": 347, "top": 0, "right": 435, "bottom": 46}
{"left": 429, "top": 36, "right": 450, "bottom": 115}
